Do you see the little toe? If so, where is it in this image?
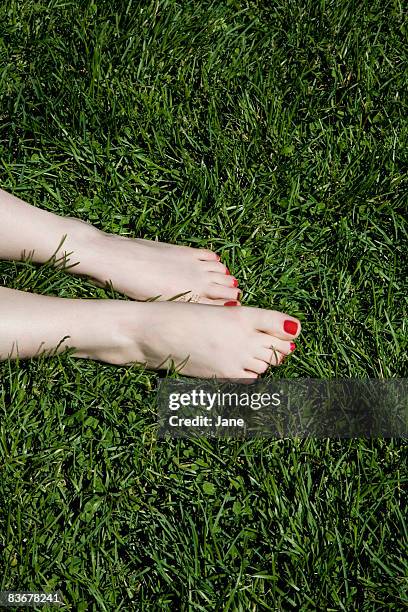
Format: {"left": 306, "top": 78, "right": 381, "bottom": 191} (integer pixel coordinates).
{"left": 242, "top": 371, "right": 259, "bottom": 380}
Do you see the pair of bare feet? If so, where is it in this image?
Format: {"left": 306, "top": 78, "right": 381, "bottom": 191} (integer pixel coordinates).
{"left": 57, "top": 220, "right": 301, "bottom": 378}
{"left": 0, "top": 211, "right": 301, "bottom": 378}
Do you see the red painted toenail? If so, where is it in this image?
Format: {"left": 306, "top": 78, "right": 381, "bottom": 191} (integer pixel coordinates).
{"left": 290, "top": 342, "right": 296, "bottom": 351}
{"left": 284, "top": 320, "right": 298, "bottom": 335}
{"left": 232, "top": 278, "right": 238, "bottom": 287}
{"left": 224, "top": 301, "right": 238, "bottom": 306}
{"left": 225, "top": 268, "right": 230, "bottom": 275}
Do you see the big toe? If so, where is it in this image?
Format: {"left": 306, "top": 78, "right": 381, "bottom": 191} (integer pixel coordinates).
{"left": 253, "top": 308, "right": 301, "bottom": 340}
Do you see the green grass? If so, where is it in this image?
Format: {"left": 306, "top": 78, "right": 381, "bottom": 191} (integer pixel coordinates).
{"left": 0, "top": 0, "right": 407, "bottom": 609}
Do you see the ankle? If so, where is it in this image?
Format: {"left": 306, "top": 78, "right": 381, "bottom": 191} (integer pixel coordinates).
{"left": 55, "top": 216, "right": 102, "bottom": 272}
{"left": 74, "top": 300, "right": 147, "bottom": 366}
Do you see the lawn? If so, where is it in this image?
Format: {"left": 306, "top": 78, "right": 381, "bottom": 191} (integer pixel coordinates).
{"left": 0, "top": 0, "right": 407, "bottom": 609}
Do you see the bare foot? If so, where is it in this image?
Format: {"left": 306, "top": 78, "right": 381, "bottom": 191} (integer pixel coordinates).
{"left": 85, "top": 301, "right": 301, "bottom": 378}
{"left": 0, "top": 288, "right": 300, "bottom": 379}
{"left": 71, "top": 222, "right": 241, "bottom": 305}
{"left": 0, "top": 189, "right": 239, "bottom": 304}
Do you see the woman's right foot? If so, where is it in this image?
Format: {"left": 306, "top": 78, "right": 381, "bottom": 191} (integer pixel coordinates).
{"left": 80, "top": 301, "right": 301, "bottom": 378}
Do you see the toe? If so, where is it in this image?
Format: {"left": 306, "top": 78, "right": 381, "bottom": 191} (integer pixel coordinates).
{"left": 197, "top": 249, "right": 220, "bottom": 262}
{"left": 255, "top": 347, "right": 287, "bottom": 366}
{"left": 198, "top": 297, "right": 241, "bottom": 306}
{"left": 254, "top": 309, "right": 301, "bottom": 340}
{"left": 203, "top": 261, "right": 229, "bottom": 274}
{"left": 246, "top": 359, "right": 269, "bottom": 375}
{"left": 256, "top": 335, "right": 295, "bottom": 356}
{"left": 242, "top": 371, "right": 259, "bottom": 380}
{"left": 206, "top": 285, "right": 241, "bottom": 301}
{"left": 208, "top": 272, "right": 239, "bottom": 288}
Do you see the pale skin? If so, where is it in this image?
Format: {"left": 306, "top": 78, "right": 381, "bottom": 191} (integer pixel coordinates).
{"left": 0, "top": 188, "right": 301, "bottom": 377}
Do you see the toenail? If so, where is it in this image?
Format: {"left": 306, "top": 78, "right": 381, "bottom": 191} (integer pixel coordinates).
{"left": 224, "top": 301, "right": 238, "bottom": 306}
{"left": 284, "top": 320, "right": 298, "bottom": 335}
{"left": 225, "top": 268, "right": 230, "bottom": 275}
{"left": 232, "top": 278, "right": 238, "bottom": 287}
{"left": 290, "top": 342, "right": 296, "bottom": 351}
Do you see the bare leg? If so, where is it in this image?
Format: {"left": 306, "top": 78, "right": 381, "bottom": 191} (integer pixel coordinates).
{"left": 0, "top": 188, "right": 95, "bottom": 269}
{"left": 0, "top": 188, "right": 240, "bottom": 305}
{"left": 0, "top": 286, "right": 300, "bottom": 377}
{"left": 0, "top": 287, "right": 120, "bottom": 361}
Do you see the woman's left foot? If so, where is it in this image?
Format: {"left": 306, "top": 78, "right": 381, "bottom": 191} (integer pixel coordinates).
{"left": 69, "top": 223, "right": 241, "bottom": 305}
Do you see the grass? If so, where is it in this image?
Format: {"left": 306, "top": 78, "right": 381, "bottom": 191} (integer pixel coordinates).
{"left": 0, "top": 0, "right": 407, "bottom": 609}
